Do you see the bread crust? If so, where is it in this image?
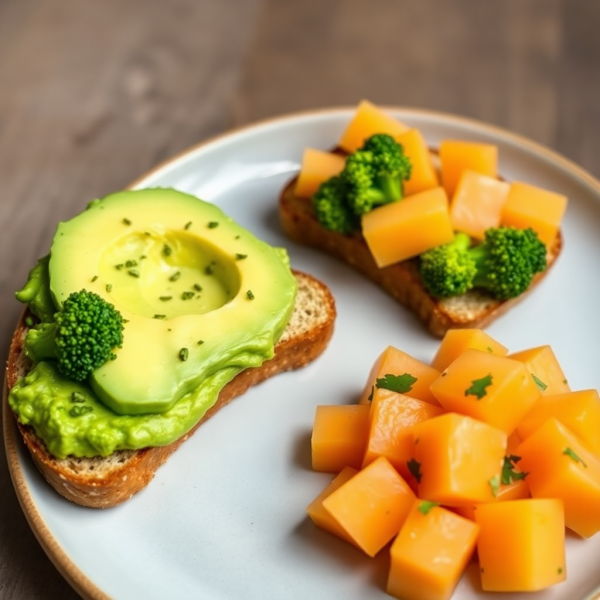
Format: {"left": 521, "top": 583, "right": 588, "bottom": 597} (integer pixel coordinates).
{"left": 279, "top": 176, "right": 562, "bottom": 337}
{"left": 5, "top": 271, "right": 336, "bottom": 508}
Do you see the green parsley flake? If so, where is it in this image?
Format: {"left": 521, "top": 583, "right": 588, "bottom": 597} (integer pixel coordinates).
{"left": 106, "top": 284, "right": 112, "bottom": 293}
{"left": 532, "top": 374, "right": 548, "bottom": 391}
{"left": 128, "top": 269, "right": 140, "bottom": 278}
{"left": 181, "top": 291, "right": 195, "bottom": 300}
{"left": 488, "top": 474, "right": 500, "bottom": 497}
{"left": 91, "top": 275, "right": 98, "bottom": 282}
{"left": 205, "top": 262, "right": 215, "bottom": 275}
{"left": 501, "top": 455, "right": 528, "bottom": 485}
{"left": 563, "top": 447, "right": 587, "bottom": 468}
{"left": 69, "top": 405, "right": 93, "bottom": 418}
{"left": 169, "top": 271, "right": 181, "bottom": 282}
{"left": 235, "top": 253, "right": 247, "bottom": 260}
{"left": 179, "top": 348, "right": 189, "bottom": 362}
{"left": 193, "top": 284, "right": 202, "bottom": 292}
{"left": 125, "top": 259, "right": 138, "bottom": 268}
{"left": 122, "top": 218, "right": 132, "bottom": 226}
{"left": 376, "top": 373, "right": 417, "bottom": 394}
{"left": 465, "top": 374, "right": 493, "bottom": 399}
{"left": 207, "top": 221, "right": 219, "bottom": 228}
{"left": 163, "top": 244, "right": 172, "bottom": 257}
{"left": 140, "top": 255, "right": 147, "bottom": 260}
{"left": 115, "top": 263, "right": 124, "bottom": 270}
{"left": 153, "top": 314, "right": 166, "bottom": 320}
{"left": 246, "top": 290, "right": 255, "bottom": 300}
{"left": 184, "top": 221, "right": 192, "bottom": 230}
{"left": 367, "top": 385, "right": 374, "bottom": 402}
{"left": 159, "top": 296, "right": 172, "bottom": 302}
{"left": 487, "top": 347, "right": 493, "bottom": 353}
{"left": 418, "top": 501, "right": 440, "bottom": 515}
{"left": 197, "top": 340, "right": 205, "bottom": 346}
{"left": 25, "top": 316, "right": 34, "bottom": 327}
{"left": 558, "top": 567, "right": 563, "bottom": 575}
{"left": 406, "top": 458, "right": 422, "bottom": 483}
{"left": 71, "top": 391, "right": 86, "bottom": 403}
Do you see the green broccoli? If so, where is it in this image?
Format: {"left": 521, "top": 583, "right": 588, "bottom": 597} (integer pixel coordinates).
{"left": 312, "top": 175, "right": 358, "bottom": 234}
{"left": 343, "top": 134, "right": 412, "bottom": 215}
{"left": 420, "top": 227, "right": 547, "bottom": 300}
{"left": 24, "top": 289, "right": 124, "bottom": 382}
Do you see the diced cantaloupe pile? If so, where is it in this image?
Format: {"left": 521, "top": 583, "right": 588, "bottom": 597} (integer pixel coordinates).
{"left": 306, "top": 329, "right": 600, "bottom": 600}
{"left": 294, "top": 100, "right": 567, "bottom": 268}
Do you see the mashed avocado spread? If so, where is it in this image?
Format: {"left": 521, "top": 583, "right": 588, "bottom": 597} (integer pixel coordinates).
{"left": 9, "top": 189, "right": 297, "bottom": 458}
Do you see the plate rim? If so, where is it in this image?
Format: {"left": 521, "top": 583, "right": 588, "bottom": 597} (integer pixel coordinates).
{"left": 4, "top": 105, "right": 600, "bottom": 600}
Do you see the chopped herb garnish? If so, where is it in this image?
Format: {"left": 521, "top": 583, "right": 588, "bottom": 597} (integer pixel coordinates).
{"left": 563, "top": 447, "right": 587, "bottom": 468}
{"left": 487, "top": 347, "right": 493, "bottom": 353}
{"left": 25, "top": 316, "right": 34, "bottom": 327}
{"left": 563, "top": 379, "right": 568, "bottom": 385}
{"left": 91, "top": 275, "right": 98, "bottom": 282}
{"left": 71, "top": 391, "right": 86, "bottom": 403}
{"left": 235, "top": 253, "right": 247, "bottom": 260}
{"left": 159, "top": 296, "right": 172, "bottom": 301}
{"left": 235, "top": 235, "right": 240, "bottom": 240}
{"left": 153, "top": 314, "right": 166, "bottom": 320}
{"left": 465, "top": 374, "right": 493, "bottom": 399}
{"left": 246, "top": 290, "right": 255, "bottom": 300}
{"left": 418, "top": 501, "right": 440, "bottom": 515}
{"left": 532, "top": 374, "right": 548, "bottom": 391}
{"left": 184, "top": 221, "right": 192, "bottom": 230}
{"left": 140, "top": 255, "right": 147, "bottom": 260}
{"left": 181, "top": 291, "right": 194, "bottom": 300}
{"left": 125, "top": 259, "right": 138, "bottom": 268}
{"left": 367, "top": 385, "right": 374, "bottom": 402}
{"left": 122, "top": 218, "right": 132, "bottom": 225}
{"left": 197, "top": 340, "right": 205, "bottom": 346}
{"left": 501, "top": 455, "right": 528, "bottom": 485}
{"left": 128, "top": 269, "right": 140, "bottom": 278}
{"left": 106, "top": 284, "right": 112, "bottom": 293}
{"left": 163, "top": 244, "right": 172, "bottom": 257}
{"left": 193, "top": 284, "right": 202, "bottom": 292}
{"left": 488, "top": 475, "right": 500, "bottom": 497}
{"left": 69, "top": 405, "right": 93, "bottom": 418}
{"left": 406, "top": 458, "right": 422, "bottom": 483}
{"left": 115, "top": 263, "right": 124, "bottom": 270}
{"left": 558, "top": 567, "right": 563, "bottom": 575}
{"left": 207, "top": 221, "right": 219, "bottom": 228}
{"left": 205, "top": 262, "right": 215, "bottom": 275}
{"left": 376, "top": 373, "right": 418, "bottom": 394}
{"left": 179, "top": 348, "right": 189, "bottom": 362}
{"left": 169, "top": 271, "right": 181, "bottom": 282}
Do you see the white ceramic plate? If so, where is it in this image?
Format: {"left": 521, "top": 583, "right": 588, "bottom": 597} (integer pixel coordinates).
{"left": 4, "top": 108, "right": 600, "bottom": 600}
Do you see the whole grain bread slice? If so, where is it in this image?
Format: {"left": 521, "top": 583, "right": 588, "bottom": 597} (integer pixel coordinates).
{"left": 5, "top": 270, "right": 336, "bottom": 508}
{"left": 280, "top": 177, "right": 562, "bottom": 337}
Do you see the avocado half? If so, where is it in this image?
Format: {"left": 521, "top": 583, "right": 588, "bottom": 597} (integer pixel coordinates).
{"left": 48, "top": 189, "right": 297, "bottom": 415}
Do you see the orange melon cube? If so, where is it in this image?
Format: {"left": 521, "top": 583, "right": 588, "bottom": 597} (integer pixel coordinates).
{"left": 516, "top": 390, "right": 600, "bottom": 456}
{"left": 322, "top": 456, "right": 415, "bottom": 557}
{"left": 501, "top": 182, "right": 567, "bottom": 245}
{"left": 339, "top": 100, "right": 409, "bottom": 153}
{"left": 450, "top": 170, "right": 510, "bottom": 239}
{"left": 439, "top": 140, "right": 497, "bottom": 198}
{"left": 359, "top": 345, "right": 441, "bottom": 406}
{"left": 475, "top": 499, "right": 566, "bottom": 591}
{"left": 361, "top": 187, "right": 454, "bottom": 267}
{"left": 412, "top": 413, "right": 507, "bottom": 506}
{"left": 430, "top": 349, "right": 541, "bottom": 434}
{"left": 363, "top": 390, "right": 445, "bottom": 484}
{"left": 294, "top": 148, "right": 346, "bottom": 199}
{"left": 311, "top": 405, "right": 370, "bottom": 472}
{"left": 306, "top": 466, "right": 358, "bottom": 544}
{"left": 395, "top": 128, "right": 439, "bottom": 196}
{"left": 517, "top": 418, "right": 600, "bottom": 537}
{"left": 431, "top": 328, "right": 508, "bottom": 372}
{"left": 509, "top": 345, "right": 570, "bottom": 395}
{"left": 387, "top": 501, "right": 478, "bottom": 600}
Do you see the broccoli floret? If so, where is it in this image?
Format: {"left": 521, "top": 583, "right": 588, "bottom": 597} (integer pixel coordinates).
{"left": 343, "top": 134, "right": 412, "bottom": 215}
{"left": 312, "top": 175, "right": 358, "bottom": 234}
{"left": 420, "top": 227, "right": 547, "bottom": 300}
{"left": 24, "top": 290, "right": 124, "bottom": 382}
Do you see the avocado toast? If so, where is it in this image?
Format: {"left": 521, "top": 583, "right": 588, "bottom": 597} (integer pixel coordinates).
{"left": 6, "top": 189, "right": 336, "bottom": 507}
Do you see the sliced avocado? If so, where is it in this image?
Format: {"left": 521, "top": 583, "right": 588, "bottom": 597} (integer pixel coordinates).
{"left": 49, "top": 189, "right": 297, "bottom": 415}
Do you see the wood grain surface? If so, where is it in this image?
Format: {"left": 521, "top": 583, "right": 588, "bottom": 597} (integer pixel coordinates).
{"left": 1, "top": 0, "right": 599, "bottom": 598}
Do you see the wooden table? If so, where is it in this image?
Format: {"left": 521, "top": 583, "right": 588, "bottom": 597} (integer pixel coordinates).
{"left": 1, "top": 0, "right": 599, "bottom": 597}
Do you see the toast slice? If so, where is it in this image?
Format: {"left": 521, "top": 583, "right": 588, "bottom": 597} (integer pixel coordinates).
{"left": 5, "top": 270, "right": 336, "bottom": 508}
{"left": 280, "top": 177, "right": 562, "bottom": 337}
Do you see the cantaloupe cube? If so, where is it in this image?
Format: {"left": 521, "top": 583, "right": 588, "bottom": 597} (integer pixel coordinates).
{"left": 311, "top": 405, "right": 370, "bottom": 472}
{"left": 361, "top": 187, "right": 454, "bottom": 267}
{"left": 294, "top": 148, "right": 346, "bottom": 199}
{"left": 412, "top": 413, "right": 506, "bottom": 506}
{"left": 516, "top": 390, "right": 600, "bottom": 456}
{"left": 450, "top": 170, "right": 510, "bottom": 239}
{"left": 430, "top": 349, "right": 541, "bottom": 434}
{"left": 501, "top": 182, "right": 567, "bottom": 245}
{"left": 517, "top": 418, "right": 600, "bottom": 537}
{"left": 306, "top": 466, "right": 358, "bottom": 544}
{"left": 339, "top": 100, "right": 409, "bottom": 153}
{"left": 395, "top": 128, "right": 439, "bottom": 197}
{"left": 509, "top": 345, "right": 570, "bottom": 396}
{"left": 322, "top": 456, "right": 415, "bottom": 557}
{"left": 363, "top": 390, "right": 445, "bottom": 485}
{"left": 387, "top": 501, "right": 478, "bottom": 600}
{"left": 439, "top": 141, "right": 497, "bottom": 198}
{"left": 475, "top": 499, "right": 566, "bottom": 591}
{"left": 359, "top": 345, "right": 441, "bottom": 406}
{"left": 431, "top": 328, "right": 508, "bottom": 372}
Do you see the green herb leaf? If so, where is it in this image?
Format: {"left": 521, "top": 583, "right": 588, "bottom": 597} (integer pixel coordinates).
{"left": 115, "top": 263, "right": 124, "bottom": 270}
{"left": 106, "top": 284, "right": 112, "bottom": 293}
{"left": 376, "top": 373, "right": 418, "bottom": 394}
{"left": 367, "top": 385, "right": 374, "bottom": 402}
{"left": 563, "top": 447, "right": 587, "bottom": 468}
{"left": 159, "top": 296, "right": 172, "bottom": 301}
{"left": 465, "top": 374, "right": 493, "bottom": 399}
{"left": 197, "top": 340, "right": 205, "bottom": 346}
{"left": 207, "top": 221, "right": 219, "bottom": 228}
{"left": 184, "top": 221, "right": 192, "bottom": 230}
{"left": 169, "top": 271, "right": 181, "bottom": 282}
{"left": 125, "top": 259, "right": 138, "bottom": 268}
{"left": 501, "top": 455, "right": 528, "bottom": 485}
{"left": 69, "top": 405, "right": 93, "bottom": 418}
{"left": 193, "top": 284, "right": 202, "bottom": 292}
{"left": 235, "top": 253, "right": 248, "bottom": 260}
{"left": 486, "top": 347, "right": 493, "bottom": 353}
{"left": 205, "top": 262, "right": 215, "bottom": 275}
{"left": 246, "top": 290, "right": 255, "bottom": 300}
{"left": 91, "top": 275, "right": 98, "bottom": 282}
{"left": 406, "top": 458, "right": 422, "bottom": 483}
{"left": 558, "top": 567, "right": 563, "bottom": 575}
{"left": 488, "top": 474, "right": 500, "bottom": 497}
{"left": 418, "top": 500, "right": 440, "bottom": 515}
{"left": 153, "top": 314, "right": 166, "bottom": 320}
{"left": 163, "top": 244, "right": 172, "bottom": 257}
{"left": 179, "top": 348, "right": 189, "bottom": 362}
{"left": 532, "top": 374, "right": 548, "bottom": 391}
{"left": 181, "top": 291, "right": 194, "bottom": 300}
{"left": 128, "top": 269, "right": 140, "bottom": 278}
{"left": 122, "top": 218, "right": 132, "bottom": 226}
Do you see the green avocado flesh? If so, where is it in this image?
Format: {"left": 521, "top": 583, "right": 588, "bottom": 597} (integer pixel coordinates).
{"left": 9, "top": 189, "right": 297, "bottom": 458}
